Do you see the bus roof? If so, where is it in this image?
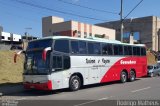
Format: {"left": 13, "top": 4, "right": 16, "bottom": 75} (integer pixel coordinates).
{"left": 31, "top": 36, "right": 145, "bottom": 47}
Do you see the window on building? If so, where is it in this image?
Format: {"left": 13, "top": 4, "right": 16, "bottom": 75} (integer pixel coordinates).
{"left": 79, "top": 41, "right": 87, "bottom": 54}
{"left": 1, "top": 36, "right": 4, "bottom": 39}
{"left": 89, "top": 33, "right": 92, "bottom": 36}
{"left": 8, "top": 37, "right": 11, "bottom": 40}
{"left": 54, "top": 40, "right": 69, "bottom": 53}
{"left": 78, "top": 31, "right": 81, "bottom": 37}
{"left": 84, "top": 32, "right": 87, "bottom": 38}
{"left": 71, "top": 40, "right": 79, "bottom": 54}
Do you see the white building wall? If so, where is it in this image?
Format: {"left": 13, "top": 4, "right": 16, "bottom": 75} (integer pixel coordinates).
{"left": 1, "top": 32, "right": 11, "bottom": 41}
{"left": 12, "top": 34, "right": 22, "bottom": 42}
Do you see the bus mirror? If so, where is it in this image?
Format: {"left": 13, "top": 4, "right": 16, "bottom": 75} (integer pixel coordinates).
{"left": 14, "top": 50, "right": 25, "bottom": 63}
{"left": 42, "top": 47, "right": 51, "bottom": 61}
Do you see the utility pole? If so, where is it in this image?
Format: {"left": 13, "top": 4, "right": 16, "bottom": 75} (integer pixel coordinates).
{"left": 120, "top": 0, "right": 123, "bottom": 42}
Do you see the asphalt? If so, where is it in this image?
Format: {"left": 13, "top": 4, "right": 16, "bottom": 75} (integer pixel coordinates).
{"left": 1, "top": 77, "right": 160, "bottom": 106}
{"left": 0, "top": 84, "right": 24, "bottom": 95}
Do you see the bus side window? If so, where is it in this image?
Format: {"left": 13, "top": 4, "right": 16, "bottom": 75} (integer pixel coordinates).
{"left": 124, "top": 46, "right": 129, "bottom": 55}
{"left": 71, "top": 40, "right": 79, "bottom": 54}
{"left": 133, "top": 47, "right": 140, "bottom": 56}
{"left": 119, "top": 45, "right": 124, "bottom": 55}
{"left": 52, "top": 55, "right": 70, "bottom": 71}
{"left": 54, "top": 40, "right": 69, "bottom": 53}
{"left": 108, "top": 44, "right": 113, "bottom": 55}
{"left": 128, "top": 46, "right": 132, "bottom": 55}
{"left": 102, "top": 43, "right": 108, "bottom": 55}
{"left": 88, "top": 42, "right": 101, "bottom": 55}
{"left": 52, "top": 56, "right": 63, "bottom": 69}
{"left": 63, "top": 56, "right": 70, "bottom": 69}
{"left": 113, "top": 45, "right": 123, "bottom": 55}
{"left": 137, "top": 47, "right": 141, "bottom": 56}
{"left": 141, "top": 47, "right": 146, "bottom": 56}
{"left": 79, "top": 41, "right": 87, "bottom": 54}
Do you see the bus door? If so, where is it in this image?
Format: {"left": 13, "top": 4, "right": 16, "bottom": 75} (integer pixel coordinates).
{"left": 51, "top": 52, "right": 71, "bottom": 89}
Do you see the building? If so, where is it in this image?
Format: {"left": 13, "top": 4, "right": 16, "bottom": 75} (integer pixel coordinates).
{"left": 42, "top": 16, "right": 115, "bottom": 40}
{"left": 96, "top": 16, "right": 160, "bottom": 51}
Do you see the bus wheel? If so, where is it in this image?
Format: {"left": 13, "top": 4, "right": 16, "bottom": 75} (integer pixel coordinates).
{"left": 69, "top": 75, "right": 81, "bottom": 91}
{"left": 129, "top": 70, "right": 136, "bottom": 82}
{"left": 120, "top": 71, "right": 127, "bottom": 83}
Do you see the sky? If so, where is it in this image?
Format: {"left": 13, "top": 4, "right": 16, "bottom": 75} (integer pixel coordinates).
{"left": 0, "top": 0, "right": 160, "bottom": 37}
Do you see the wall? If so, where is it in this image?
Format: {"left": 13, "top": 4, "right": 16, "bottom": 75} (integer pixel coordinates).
{"left": 97, "top": 16, "right": 159, "bottom": 51}
{"left": 42, "top": 16, "right": 116, "bottom": 40}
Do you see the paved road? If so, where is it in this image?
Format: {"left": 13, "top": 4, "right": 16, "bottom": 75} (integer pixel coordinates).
{"left": 1, "top": 77, "right": 160, "bottom": 106}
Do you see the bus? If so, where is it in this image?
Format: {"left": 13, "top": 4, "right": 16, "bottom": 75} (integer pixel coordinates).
{"left": 15, "top": 36, "right": 147, "bottom": 91}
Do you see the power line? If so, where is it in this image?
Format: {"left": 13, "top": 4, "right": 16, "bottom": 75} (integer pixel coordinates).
{"left": 12, "top": 0, "right": 109, "bottom": 22}
{"left": 123, "top": 0, "right": 144, "bottom": 21}
{"left": 57, "top": 0, "right": 118, "bottom": 15}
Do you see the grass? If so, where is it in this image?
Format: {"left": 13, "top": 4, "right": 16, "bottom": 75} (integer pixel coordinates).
{"left": 0, "top": 50, "right": 24, "bottom": 84}
{"left": 147, "top": 51, "right": 157, "bottom": 65}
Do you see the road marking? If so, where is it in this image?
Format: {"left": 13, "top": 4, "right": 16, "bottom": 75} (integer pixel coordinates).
{"left": 74, "top": 97, "right": 109, "bottom": 106}
{"left": 131, "top": 87, "right": 151, "bottom": 93}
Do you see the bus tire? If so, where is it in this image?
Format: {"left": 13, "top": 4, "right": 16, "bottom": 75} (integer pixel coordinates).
{"left": 120, "top": 71, "right": 127, "bottom": 83}
{"left": 129, "top": 70, "right": 136, "bottom": 82}
{"left": 69, "top": 75, "right": 81, "bottom": 91}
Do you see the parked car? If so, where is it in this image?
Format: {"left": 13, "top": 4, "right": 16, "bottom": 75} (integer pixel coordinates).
{"left": 147, "top": 64, "right": 160, "bottom": 77}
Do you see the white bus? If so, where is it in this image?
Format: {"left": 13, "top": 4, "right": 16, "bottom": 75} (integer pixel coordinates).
{"left": 16, "top": 36, "right": 147, "bottom": 91}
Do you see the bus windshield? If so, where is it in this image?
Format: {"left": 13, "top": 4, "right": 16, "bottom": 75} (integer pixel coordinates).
{"left": 24, "top": 51, "right": 50, "bottom": 75}
{"left": 27, "top": 39, "right": 53, "bottom": 50}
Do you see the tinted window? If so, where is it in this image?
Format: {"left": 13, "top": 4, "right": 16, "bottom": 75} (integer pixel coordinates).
{"left": 79, "top": 41, "right": 87, "bottom": 54}
{"left": 63, "top": 56, "right": 70, "bottom": 69}
{"left": 128, "top": 46, "right": 132, "bottom": 55}
{"left": 137, "top": 47, "right": 141, "bottom": 56}
{"left": 102, "top": 43, "right": 113, "bottom": 55}
{"left": 124, "top": 46, "right": 132, "bottom": 55}
{"left": 113, "top": 45, "right": 123, "bottom": 55}
{"left": 102, "top": 43, "right": 108, "bottom": 55}
{"left": 133, "top": 47, "right": 141, "bottom": 56}
{"left": 141, "top": 47, "right": 146, "bottom": 56}
{"left": 108, "top": 44, "right": 113, "bottom": 55}
{"left": 54, "top": 40, "right": 69, "bottom": 53}
{"left": 71, "top": 41, "right": 79, "bottom": 54}
{"left": 124, "top": 46, "right": 129, "bottom": 55}
{"left": 28, "top": 39, "right": 53, "bottom": 50}
{"left": 133, "top": 47, "right": 137, "bottom": 55}
{"left": 52, "top": 55, "right": 70, "bottom": 70}
{"left": 88, "top": 42, "right": 101, "bottom": 55}
{"left": 52, "top": 56, "right": 63, "bottom": 69}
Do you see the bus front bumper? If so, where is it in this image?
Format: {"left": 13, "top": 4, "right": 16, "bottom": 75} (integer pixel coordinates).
{"left": 23, "top": 80, "right": 52, "bottom": 90}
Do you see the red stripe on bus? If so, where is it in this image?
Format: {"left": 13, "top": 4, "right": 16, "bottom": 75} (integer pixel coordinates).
{"left": 100, "top": 57, "right": 147, "bottom": 83}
